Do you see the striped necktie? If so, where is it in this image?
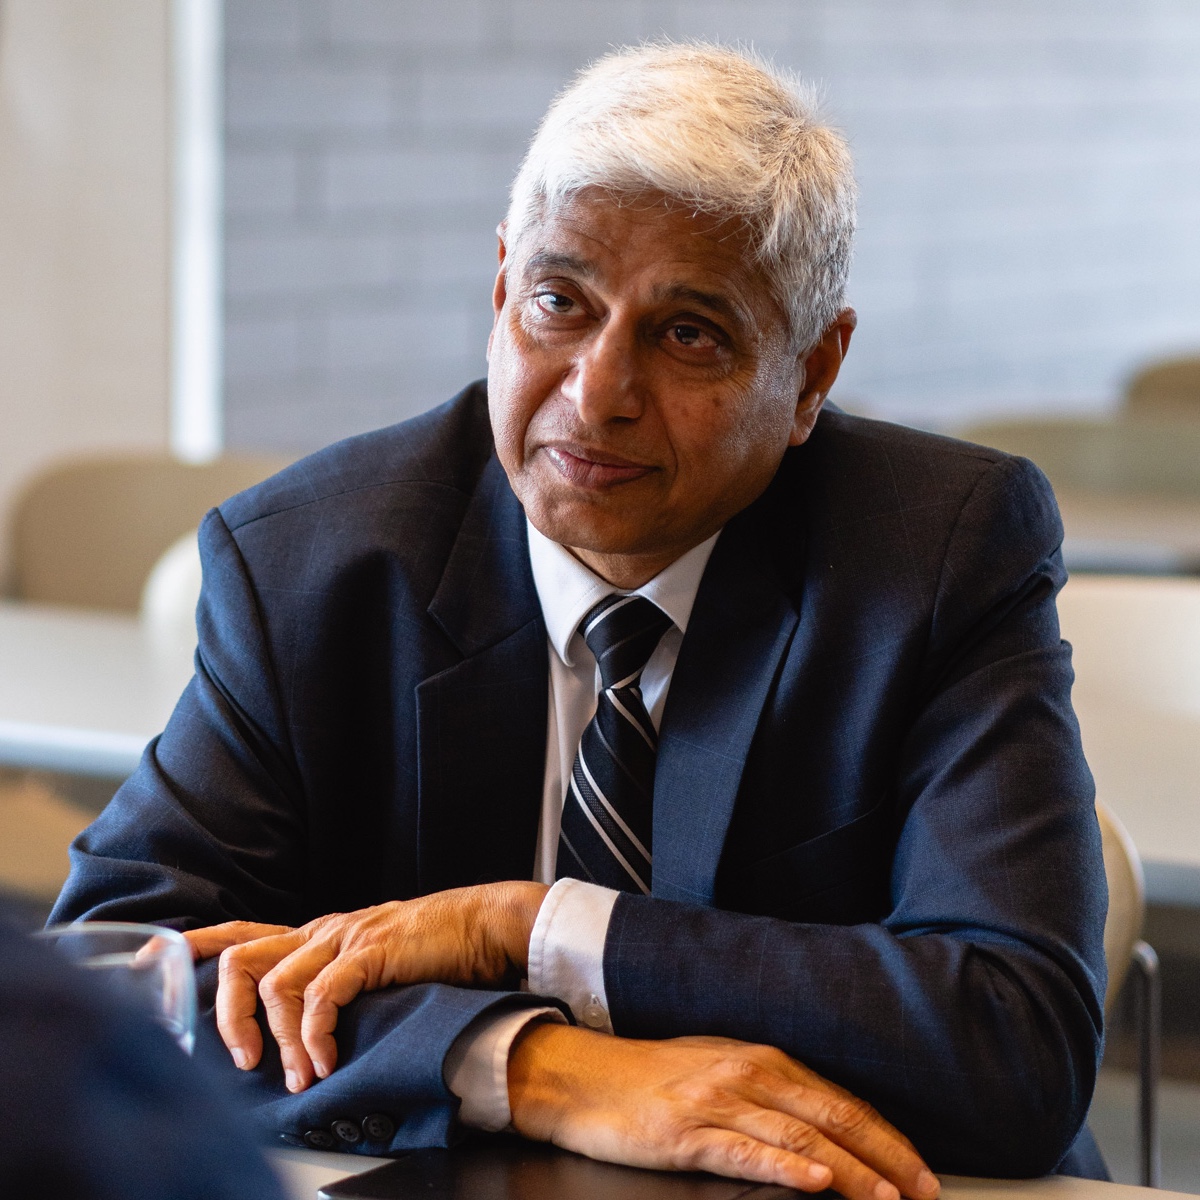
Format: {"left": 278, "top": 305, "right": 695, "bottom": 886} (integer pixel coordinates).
{"left": 556, "top": 593, "right": 673, "bottom": 894}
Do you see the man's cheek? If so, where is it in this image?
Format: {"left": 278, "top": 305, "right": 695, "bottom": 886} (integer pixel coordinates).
{"left": 487, "top": 385, "right": 529, "bottom": 465}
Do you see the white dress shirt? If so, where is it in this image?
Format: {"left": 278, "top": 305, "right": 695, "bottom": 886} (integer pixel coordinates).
{"left": 443, "top": 521, "right": 718, "bottom": 1129}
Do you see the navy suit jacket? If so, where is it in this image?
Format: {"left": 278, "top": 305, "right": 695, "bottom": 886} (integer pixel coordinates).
{"left": 53, "top": 382, "right": 1107, "bottom": 1177}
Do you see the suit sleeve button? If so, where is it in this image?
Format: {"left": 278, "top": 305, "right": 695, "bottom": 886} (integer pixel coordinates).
{"left": 361, "top": 1113, "right": 395, "bottom": 1142}
{"left": 332, "top": 1119, "right": 363, "bottom": 1145}
{"left": 303, "top": 1129, "right": 338, "bottom": 1151}
{"left": 581, "top": 995, "right": 608, "bottom": 1028}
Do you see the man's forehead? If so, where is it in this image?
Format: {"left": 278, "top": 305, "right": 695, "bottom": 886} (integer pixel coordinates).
{"left": 513, "top": 190, "right": 751, "bottom": 257}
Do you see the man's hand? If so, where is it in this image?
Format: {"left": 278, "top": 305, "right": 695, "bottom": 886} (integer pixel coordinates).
{"left": 184, "top": 881, "right": 549, "bottom": 1091}
{"left": 508, "top": 1024, "right": 940, "bottom": 1200}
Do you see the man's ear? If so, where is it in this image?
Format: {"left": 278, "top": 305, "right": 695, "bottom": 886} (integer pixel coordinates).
{"left": 487, "top": 223, "right": 510, "bottom": 361}
{"left": 788, "top": 308, "right": 857, "bottom": 446}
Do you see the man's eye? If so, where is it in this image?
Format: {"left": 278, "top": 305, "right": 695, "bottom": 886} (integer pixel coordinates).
{"left": 535, "top": 292, "right": 576, "bottom": 315}
{"left": 668, "top": 323, "right": 716, "bottom": 348}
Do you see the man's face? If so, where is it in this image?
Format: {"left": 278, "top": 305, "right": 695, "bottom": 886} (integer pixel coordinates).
{"left": 487, "top": 189, "right": 853, "bottom": 586}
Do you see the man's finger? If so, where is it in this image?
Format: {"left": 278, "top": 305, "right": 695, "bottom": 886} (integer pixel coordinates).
{"left": 258, "top": 939, "right": 340, "bottom": 1092}
{"left": 724, "top": 1106, "right": 910, "bottom": 1200}
{"left": 214, "top": 932, "right": 302, "bottom": 1071}
{"left": 299, "top": 951, "right": 379, "bottom": 1079}
{"left": 803, "top": 1088, "right": 934, "bottom": 1198}
{"left": 185, "top": 921, "right": 293, "bottom": 962}
{"left": 775, "top": 1055, "right": 921, "bottom": 1153}
{"left": 741, "top": 1065, "right": 935, "bottom": 1198}
{"left": 676, "top": 1127, "right": 833, "bottom": 1193}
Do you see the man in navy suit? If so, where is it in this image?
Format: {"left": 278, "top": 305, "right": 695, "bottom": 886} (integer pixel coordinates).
{"left": 53, "top": 43, "right": 1106, "bottom": 1198}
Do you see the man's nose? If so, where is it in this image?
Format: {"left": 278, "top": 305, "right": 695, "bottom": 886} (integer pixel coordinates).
{"left": 559, "top": 322, "right": 645, "bottom": 424}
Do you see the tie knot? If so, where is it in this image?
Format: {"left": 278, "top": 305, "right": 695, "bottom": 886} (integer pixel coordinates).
{"left": 579, "top": 594, "right": 673, "bottom": 690}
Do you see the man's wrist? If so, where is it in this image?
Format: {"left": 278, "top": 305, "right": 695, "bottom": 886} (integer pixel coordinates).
{"left": 445, "top": 1005, "right": 566, "bottom": 1132}
{"left": 495, "top": 880, "right": 551, "bottom": 974}
{"left": 508, "top": 1021, "right": 599, "bottom": 1140}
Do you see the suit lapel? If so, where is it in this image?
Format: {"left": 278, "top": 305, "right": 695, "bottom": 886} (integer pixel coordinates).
{"left": 416, "top": 455, "right": 548, "bottom": 893}
{"left": 654, "top": 477, "right": 805, "bottom": 904}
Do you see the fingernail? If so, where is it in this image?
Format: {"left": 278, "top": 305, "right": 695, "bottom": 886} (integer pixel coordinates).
{"left": 918, "top": 1170, "right": 940, "bottom": 1197}
{"left": 806, "top": 1163, "right": 831, "bottom": 1184}
{"left": 874, "top": 1183, "right": 899, "bottom": 1200}
{"left": 231, "top": 1048, "right": 248, "bottom": 1070}
{"left": 285, "top": 1070, "right": 301, "bottom": 1093}
{"left": 314, "top": 1061, "right": 329, "bottom": 1080}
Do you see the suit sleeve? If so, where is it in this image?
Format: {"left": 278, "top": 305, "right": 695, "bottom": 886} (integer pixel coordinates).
{"left": 602, "top": 456, "right": 1107, "bottom": 1177}
{"left": 50, "top": 507, "right": 560, "bottom": 1156}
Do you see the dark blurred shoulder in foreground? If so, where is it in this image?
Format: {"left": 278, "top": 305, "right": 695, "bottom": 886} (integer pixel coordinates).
{"left": 0, "top": 910, "right": 284, "bottom": 1200}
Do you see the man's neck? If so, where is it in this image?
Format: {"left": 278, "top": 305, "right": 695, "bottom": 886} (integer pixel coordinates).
{"left": 565, "top": 544, "right": 690, "bottom": 590}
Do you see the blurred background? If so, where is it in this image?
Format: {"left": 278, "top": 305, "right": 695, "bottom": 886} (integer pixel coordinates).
{"left": 223, "top": 0, "right": 1200, "bottom": 445}
{"left": 2, "top": 0, "right": 1200, "bottom": 1190}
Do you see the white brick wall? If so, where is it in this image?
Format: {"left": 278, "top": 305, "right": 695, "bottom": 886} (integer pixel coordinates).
{"left": 223, "top": 0, "right": 1200, "bottom": 450}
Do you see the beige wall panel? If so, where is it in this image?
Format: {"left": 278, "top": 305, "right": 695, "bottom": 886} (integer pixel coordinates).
{"left": 0, "top": 0, "right": 170, "bottom": 590}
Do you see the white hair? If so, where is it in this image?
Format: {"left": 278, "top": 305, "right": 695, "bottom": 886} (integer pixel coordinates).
{"left": 506, "top": 42, "right": 857, "bottom": 352}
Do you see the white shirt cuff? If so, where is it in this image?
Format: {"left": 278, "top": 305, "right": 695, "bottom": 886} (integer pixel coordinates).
{"left": 526, "top": 877, "right": 619, "bottom": 1034}
{"left": 443, "top": 1006, "right": 565, "bottom": 1132}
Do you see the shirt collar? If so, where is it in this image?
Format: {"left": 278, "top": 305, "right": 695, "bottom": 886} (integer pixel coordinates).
{"left": 526, "top": 519, "right": 720, "bottom": 667}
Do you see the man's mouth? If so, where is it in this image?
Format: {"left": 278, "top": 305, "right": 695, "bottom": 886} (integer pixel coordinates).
{"left": 543, "top": 445, "right": 654, "bottom": 489}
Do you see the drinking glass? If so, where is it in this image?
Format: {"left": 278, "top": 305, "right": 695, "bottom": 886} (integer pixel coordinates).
{"left": 38, "top": 921, "right": 197, "bottom": 1054}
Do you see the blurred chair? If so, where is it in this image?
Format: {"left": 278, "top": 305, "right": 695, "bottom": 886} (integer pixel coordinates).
{"left": 956, "top": 419, "right": 1200, "bottom": 499}
{"left": 1059, "top": 575, "right": 1200, "bottom": 721}
{"left": 957, "top": 422, "right": 1200, "bottom": 574}
{"left": 1125, "top": 356, "right": 1200, "bottom": 420}
{"left": 1, "top": 456, "right": 285, "bottom": 910}
{"left": 0, "top": 533, "right": 208, "bottom": 914}
{"left": 9, "top": 452, "right": 289, "bottom": 612}
{"left": 1059, "top": 575, "right": 1200, "bottom": 899}
{"left": 1097, "top": 801, "right": 1160, "bottom": 1188}
{"left": 1060, "top": 575, "right": 1200, "bottom": 1186}
{"left": 140, "top": 529, "right": 203, "bottom": 666}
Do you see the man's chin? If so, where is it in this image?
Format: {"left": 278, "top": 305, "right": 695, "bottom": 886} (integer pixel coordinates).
{"left": 523, "top": 501, "right": 663, "bottom": 560}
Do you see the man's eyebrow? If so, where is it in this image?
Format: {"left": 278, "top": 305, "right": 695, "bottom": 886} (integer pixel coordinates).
{"left": 520, "top": 251, "right": 596, "bottom": 278}
{"left": 654, "top": 283, "right": 750, "bottom": 328}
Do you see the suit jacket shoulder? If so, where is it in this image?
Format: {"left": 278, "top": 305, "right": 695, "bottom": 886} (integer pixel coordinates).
{"left": 762, "top": 406, "right": 1065, "bottom": 674}
{"left": 201, "top": 381, "right": 508, "bottom": 687}
{"left": 220, "top": 380, "right": 496, "bottom": 535}
{"left": 789, "top": 406, "right": 1061, "bottom": 578}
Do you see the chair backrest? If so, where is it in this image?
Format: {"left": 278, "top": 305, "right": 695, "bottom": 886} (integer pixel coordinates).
{"left": 9, "top": 453, "right": 290, "bottom": 612}
{"left": 140, "top": 530, "right": 203, "bottom": 670}
{"left": 1057, "top": 575, "right": 1200, "bottom": 719}
{"left": 1096, "top": 801, "right": 1145, "bottom": 1015}
{"left": 1125, "top": 356, "right": 1200, "bottom": 419}
{"left": 956, "top": 419, "right": 1200, "bottom": 499}
{"left": 1058, "top": 574, "right": 1200, "bottom": 894}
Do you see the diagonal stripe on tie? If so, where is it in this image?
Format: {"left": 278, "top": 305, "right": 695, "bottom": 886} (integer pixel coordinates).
{"left": 606, "top": 686, "right": 657, "bottom": 749}
{"left": 557, "top": 829, "right": 596, "bottom": 885}
{"left": 568, "top": 757, "right": 650, "bottom": 893}
{"left": 557, "top": 593, "right": 672, "bottom": 894}
{"left": 589, "top": 703, "right": 656, "bottom": 798}
{"left": 575, "top": 752, "right": 651, "bottom": 862}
